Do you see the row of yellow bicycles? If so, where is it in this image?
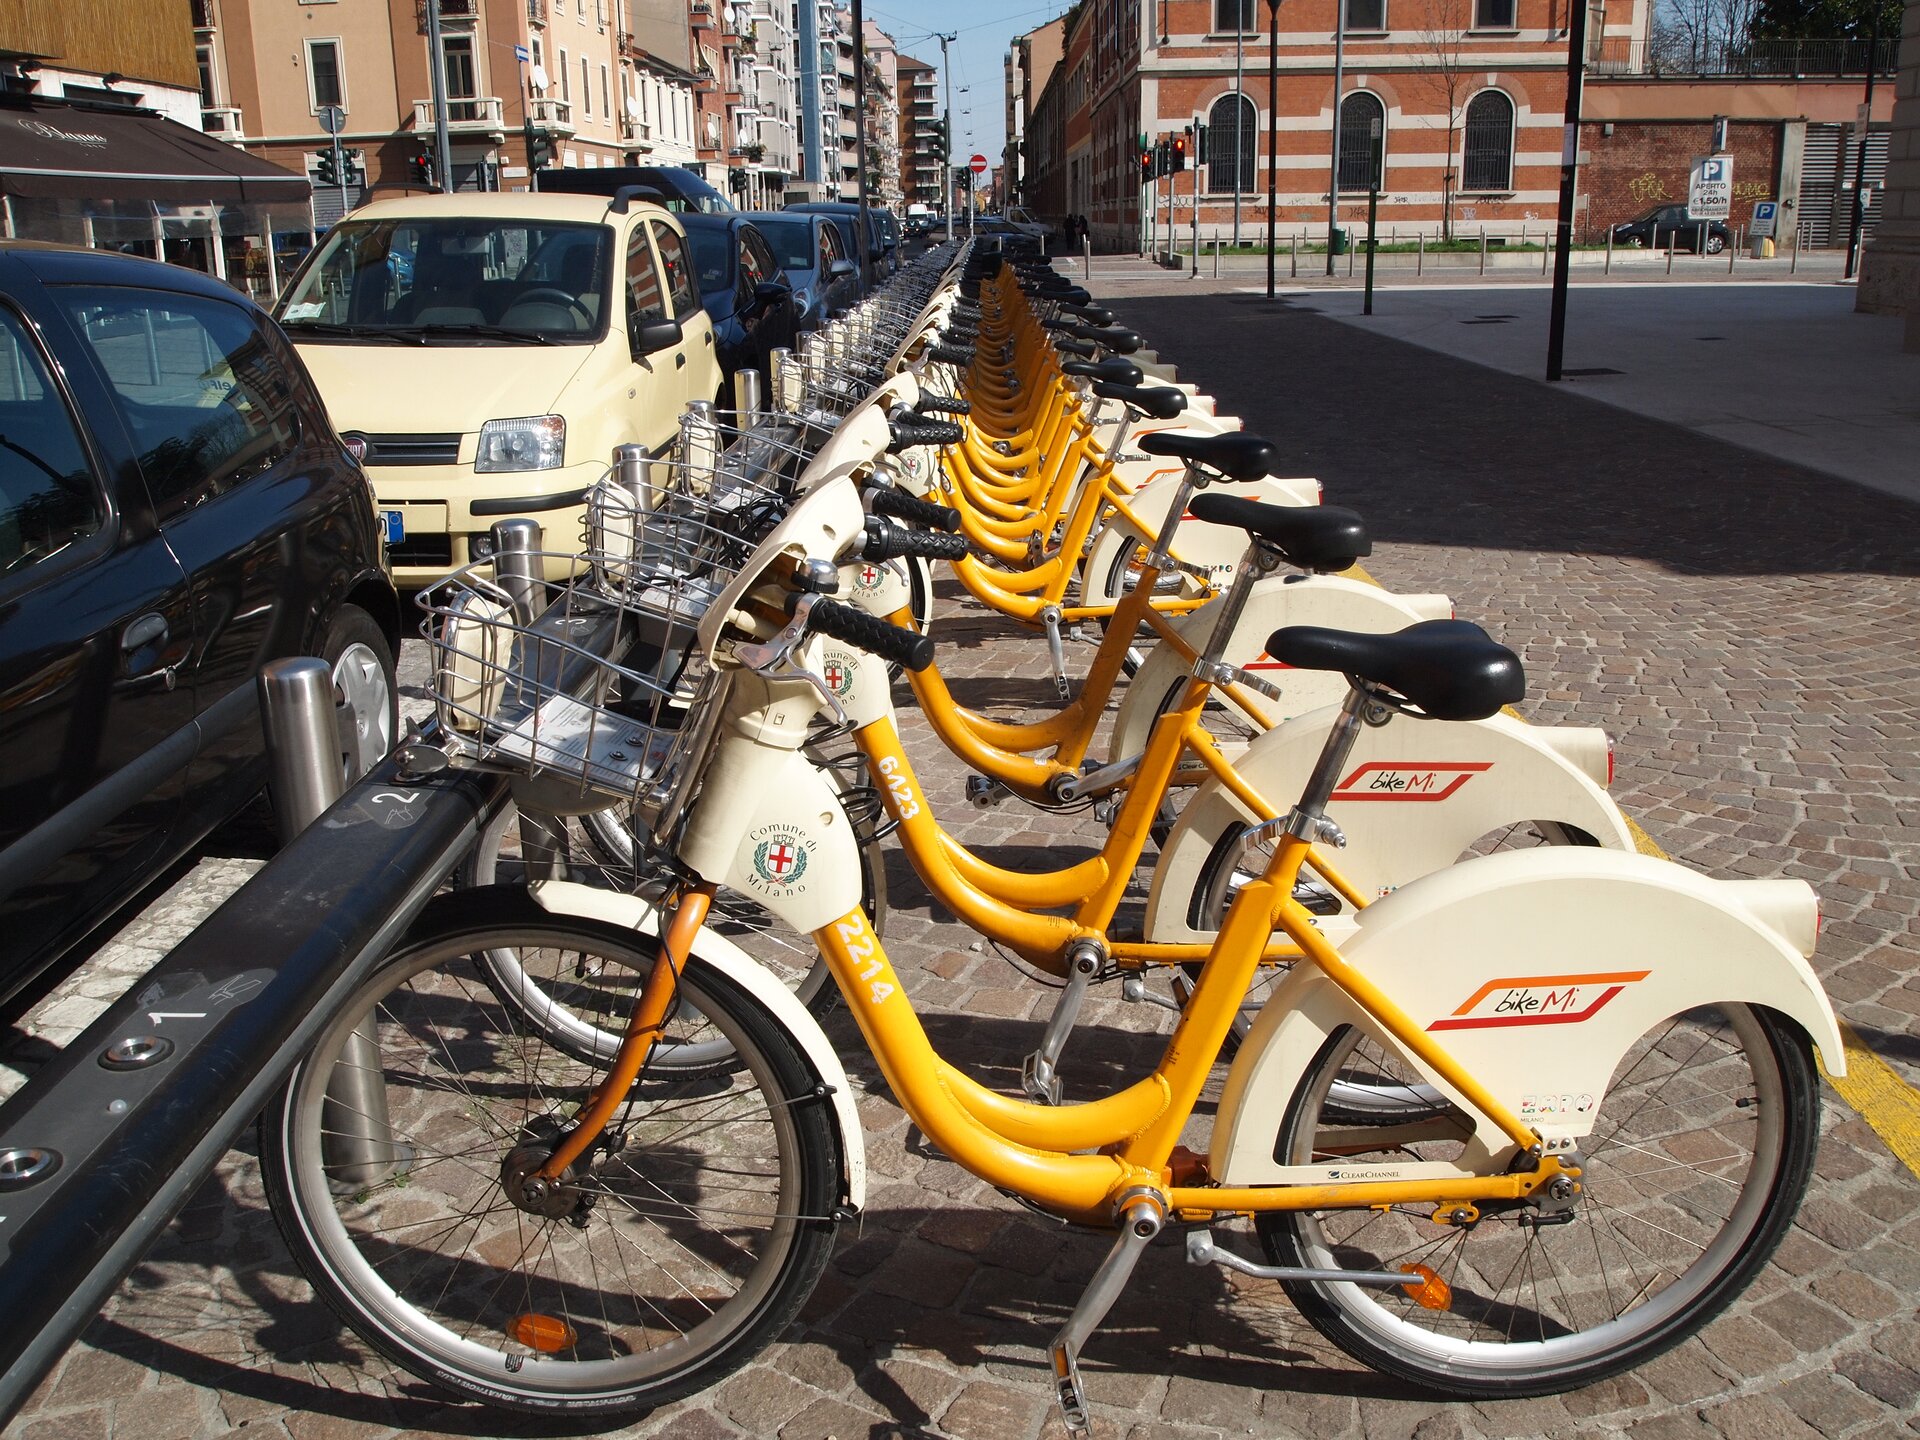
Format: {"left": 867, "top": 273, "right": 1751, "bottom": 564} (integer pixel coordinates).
{"left": 256, "top": 240, "right": 1842, "bottom": 1432}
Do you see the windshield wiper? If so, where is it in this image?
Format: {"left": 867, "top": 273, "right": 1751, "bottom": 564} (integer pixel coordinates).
{"left": 279, "top": 320, "right": 383, "bottom": 339}
{"left": 383, "top": 323, "right": 560, "bottom": 345}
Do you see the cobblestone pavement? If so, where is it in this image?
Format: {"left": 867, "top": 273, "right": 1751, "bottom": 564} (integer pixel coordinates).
{"left": 8, "top": 281, "right": 1920, "bottom": 1440}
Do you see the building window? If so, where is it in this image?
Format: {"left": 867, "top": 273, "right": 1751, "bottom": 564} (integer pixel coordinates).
{"left": 1473, "top": 0, "right": 1516, "bottom": 27}
{"left": 1345, "top": 0, "right": 1386, "bottom": 29}
{"left": 1337, "top": 91, "right": 1385, "bottom": 191}
{"left": 1207, "top": 91, "right": 1256, "bottom": 196}
{"left": 600, "top": 65, "right": 610, "bottom": 120}
{"left": 196, "top": 44, "right": 216, "bottom": 107}
{"left": 1461, "top": 90, "right": 1514, "bottom": 191}
{"left": 1213, "top": 0, "right": 1254, "bottom": 32}
{"left": 442, "top": 35, "right": 477, "bottom": 121}
{"left": 306, "top": 40, "right": 344, "bottom": 112}
{"left": 581, "top": 57, "right": 591, "bottom": 117}
{"left": 559, "top": 49, "right": 569, "bottom": 101}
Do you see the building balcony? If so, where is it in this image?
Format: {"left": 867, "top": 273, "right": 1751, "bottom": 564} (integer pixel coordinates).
{"left": 416, "top": 0, "right": 478, "bottom": 30}
{"left": 527, "top": 0, "right": 548, "bottom": 23}
{"left": 528, "top": 96, "right": 575, "bottom": 134}
{"left": 191, "top": 0, "right": 216, "bottom": 31}
{"left": 1589, "top": 35, "right": 1900, "bottom": 77}
{"left": 201, "top": 106, "right": 244, "bottom": 139}
{"left": 413, "top": 96, "right": 507, "bottom": 138}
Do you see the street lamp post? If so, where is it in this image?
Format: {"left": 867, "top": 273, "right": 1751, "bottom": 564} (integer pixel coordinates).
{"left": 1843, "top": 13, "right": 1880, "bottom": 282}
{"left": 1266, "top": 0, "right": 1282, "bottom": 298}
{"left": 1326, "top": 0, "right": 1345, "bottom": 276}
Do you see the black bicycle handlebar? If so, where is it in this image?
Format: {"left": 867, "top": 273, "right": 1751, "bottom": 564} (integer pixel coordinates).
{"left": 915, "top": 391, "right": 972, "bottom": 417}
{"left": 805, "top": 598, "right": 936, "bottom": 672}
{"left": 870, "top": 487, "right": 963, "bottom": 532}
{"left": 861, "top": 516, "right": 971, "bottom": 563}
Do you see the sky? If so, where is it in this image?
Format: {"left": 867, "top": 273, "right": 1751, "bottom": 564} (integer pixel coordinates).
{"left": 857, "top": 0, "right": 1074, "bottom": 167}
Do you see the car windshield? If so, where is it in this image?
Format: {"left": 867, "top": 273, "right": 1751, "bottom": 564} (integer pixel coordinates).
{"left": 686, "top": 226, "right": 735, "bottom": 296}
{"left": 278, "top": 218, "right": 611, "bottom": 340}
{"left": 754, "top": 219, "right": 816, "bottom": 272}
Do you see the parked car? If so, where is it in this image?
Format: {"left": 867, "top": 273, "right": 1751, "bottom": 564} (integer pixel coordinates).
{"left": 678, "top": 213, "right": 798, "bottom": 404}
{"left": 971, "top": 215, "right": 1045, "bottom": 256}
{"left": 784, "top": 202, "right": 899, "bottom": 283}
{"left": 744, "top": 210, "right": 861, "bottom": 330}
{"left": 1611, "top": 205, "right": 1732, "bottom": 254}
{"left": 533, "top": 165, "right": 735, "bottom": 214}
{"left": 0, "top": 242, "right": 400, "bottom": 1001}
{"left": 275, "top": 191, "right": 722, "bottom": 584}
{"left": 1004, "top": 205, "right": 1055, "bottom": 244}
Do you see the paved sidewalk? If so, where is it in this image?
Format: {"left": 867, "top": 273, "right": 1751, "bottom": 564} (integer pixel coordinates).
{"left": 7, "top": 285, "right": 1920, "bottom": 1440}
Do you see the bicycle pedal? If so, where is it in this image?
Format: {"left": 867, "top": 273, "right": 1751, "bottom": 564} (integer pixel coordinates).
{"left": 1049, "top": 1341, "right": 1093, "bottom": 1435}
{"left": 1021, "top": 1053, "right": 1064, "bottom": 1107}
{"left": 965, "top": 774, "right": 1010, "bottom": 809}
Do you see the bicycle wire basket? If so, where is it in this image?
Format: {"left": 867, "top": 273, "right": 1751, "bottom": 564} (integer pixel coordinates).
{"left": 420, "top": 411, "right": 816, "bottom": 820}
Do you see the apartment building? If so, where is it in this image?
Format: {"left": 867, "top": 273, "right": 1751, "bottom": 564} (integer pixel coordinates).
{"left": 895, "top": 52, "right": 941, "bottom": 206}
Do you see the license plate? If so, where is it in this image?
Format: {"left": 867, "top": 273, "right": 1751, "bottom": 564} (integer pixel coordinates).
{"left": 381, "top": 509, "right": 404, "bottom": 544}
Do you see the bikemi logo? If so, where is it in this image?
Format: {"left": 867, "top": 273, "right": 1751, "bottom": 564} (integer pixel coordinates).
{"left": 1331, "top": 761, "right": 1492, "bottom": 802}
{"left": 747, "top": 823, "right": 814, "bottom": 892}
{"left": 1429, "top": 971, "right": 1650, "bottom": 1031}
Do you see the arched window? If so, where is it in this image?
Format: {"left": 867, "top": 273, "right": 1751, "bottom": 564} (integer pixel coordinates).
{"left": 1336, "top": 91, "right": 1385, "bottom": 192}
{"left": 1462, "top": 90, "right": 1515, "bottom": 192}
{"left": 1208, "top": 92, "right": 1256, "bottom": 196}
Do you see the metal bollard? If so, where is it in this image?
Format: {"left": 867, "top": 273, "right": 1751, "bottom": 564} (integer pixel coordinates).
{"left": 258, "top": 658, "right": 401, "bottom": 1189}
{"left": 1213, "top": 235, "right": 1220, "bottom": 278}
{"left": 1729, "top": 236, "right": 1737, "bottom": 274}
{"left": 490, "top": 518, "right": 545, "bottom": 628}
{"left": 1605, "top": 229, "right": 1612, "bottom": 273}
{"left": 1479, "top": 230, "right": 1487, "bottom": 275}
{"left": 1417, "top": 232, "right": 1424, "bottom": 275}
{"left": 1083, "top": 235, "right": 1091, "bottom": 281}
{"left": 732, "top": 365, "right": 762, "bottom": 419}
{"left": 1542, "top": 239, "right": 1550, "bottom": 275}
{"left": 1667, "top": 232, "right": 1675, "bottom": 274}
{"left": 1790, "top": 223, "right": 1800, "bottom": 273}
{"left": 1291, "top": 231, "right": 1299, "bottom": 277}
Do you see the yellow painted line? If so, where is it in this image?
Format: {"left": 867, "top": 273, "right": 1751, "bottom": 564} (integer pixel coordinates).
{"left": 1342, "top": 546, "right": 1920, "bottom": 1177}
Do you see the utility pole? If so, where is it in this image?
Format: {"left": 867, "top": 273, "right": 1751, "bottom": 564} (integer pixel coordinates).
{"left": 1843, "top": 14, "right": 1880, "bottom": 282}
{"left": 1545, "top": 0, "right": 1590, "bottom": 381}
{"left": 853, "top": 0, "right": 871, "bottom": 281}
{"left": 1266, "top": 0, "right": 1281, "bottom": 297}
{"left": 1326, "top": 0, "right": 1345, "bottom": 276}
{"left": 1233, "top": 6, "right": 1244, "bottom": 246}
{"left": 936, "top": 31, "right": 957, "bottom": 238}
{"left": 424, "top": 0, "right": 454, "bottom": 193}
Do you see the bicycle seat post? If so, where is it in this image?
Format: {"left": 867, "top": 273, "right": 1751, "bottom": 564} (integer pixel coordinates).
{"left": 1142, "top": 459, "right": 1206, "bottom": 574}
{"left": 1195, "top": 535, "right": 1285, "bottom": 672}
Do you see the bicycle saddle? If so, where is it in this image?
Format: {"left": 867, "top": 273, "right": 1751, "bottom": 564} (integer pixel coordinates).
{"left": 1139, "top": 430, "right": 1276, "bottom": 480}
{"left": 1061, "top": 303, "right": 1115, "bottom": 326}
{"left": 1267, "top": 620, "right": 1525, "bottom": 722}
{"left": 1187, "top": 494, "right": 1367, "bottom": 573}
{"left": 1061, "top": 357, "right": 1141, "bottom": 385}
{"left": 1092, "top": 381, "right": 1186, "bottom": 421}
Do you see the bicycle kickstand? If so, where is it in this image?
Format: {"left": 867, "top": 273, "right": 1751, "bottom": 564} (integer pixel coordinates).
{"left": 1048, "top": 1189, "right": 1165, "bottom": 1434}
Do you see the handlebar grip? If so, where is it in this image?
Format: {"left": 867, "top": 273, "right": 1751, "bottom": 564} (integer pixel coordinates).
{"left": 915, "top": 392, "right": 971, "bottom": 416}
{"left": 870, "top": 487, "right": 963, "bottom": 532}
{"left": 887, "top": 418, "right": 965, "bottom": 451}
{"left": 862, "top": 517, "right": 971, "bottom": 563}
{"left": 926, "top": 343, "right": 974, "bottom": 366}
{"left": 806, "top": 598, "right": 936, "bottom": 673}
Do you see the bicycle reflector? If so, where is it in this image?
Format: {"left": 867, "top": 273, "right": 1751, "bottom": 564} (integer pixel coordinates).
{"left": 510, "top": 1313, "right": 579, "bottom": 1353}
{"left": 1398, "top": 1264, "right": 1452, "bottom": 1311}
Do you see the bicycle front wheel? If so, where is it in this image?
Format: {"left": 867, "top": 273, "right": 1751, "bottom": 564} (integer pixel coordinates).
{"left": 1256, "top": 1003, "right": 1817, "bottom": 1397}
{"left": 261, "top": 887, "right": 842, "bottom": 1417}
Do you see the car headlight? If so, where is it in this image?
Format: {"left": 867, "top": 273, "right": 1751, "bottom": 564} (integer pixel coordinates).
{"left": 474, "top": 415, "right": 565, "bottom": 473}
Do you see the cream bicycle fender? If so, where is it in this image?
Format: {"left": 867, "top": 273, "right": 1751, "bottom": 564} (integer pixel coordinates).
{"left": 526, "top": 878, "right": 868, "bottom": 1210}
{"left": 1079, "top": 472, "right": 1322, "bottom": 613}
{"left": 1143, "top": 708, "right": 1636, "bottom": 946}
{"left": 1210, "top": 847, "right": 1839, "bottom": 1186}
{"left": 1108, "top": 574, "right": 1453, "bottom": 763}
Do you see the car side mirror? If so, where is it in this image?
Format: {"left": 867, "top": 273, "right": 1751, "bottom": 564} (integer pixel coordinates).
{"left": 629, "top": 313, "right": 683, "bottom": 358}
{"left": 827, "top": 258, "right": 855, "bottom": 279}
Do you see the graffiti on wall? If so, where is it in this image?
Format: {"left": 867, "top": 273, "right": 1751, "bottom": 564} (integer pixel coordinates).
{"left": 1626, "top": 171, "right": 1672, "bottom": 205}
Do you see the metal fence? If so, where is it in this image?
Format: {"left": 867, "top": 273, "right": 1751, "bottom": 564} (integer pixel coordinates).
{"left": 1589, "top": 37, "right": 1900, "bottom": 79}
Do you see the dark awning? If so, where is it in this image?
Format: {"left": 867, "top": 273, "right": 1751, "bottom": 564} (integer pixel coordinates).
{"left": 0, "top": 97, "right": 310, "bottom": 206}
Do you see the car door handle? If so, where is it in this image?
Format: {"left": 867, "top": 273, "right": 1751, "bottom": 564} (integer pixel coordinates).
{"left": 122, "top": 613, "right": 169, "bottom": 652}
{"left": 704, "top": 331, "right": 713, "bottom": 346}
{"left": 676, "top": 352, "right": 686, "bottom": 368}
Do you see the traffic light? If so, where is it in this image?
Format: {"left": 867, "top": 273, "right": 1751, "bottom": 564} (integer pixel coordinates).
{"left": 409, "top": 153, "right": 435, "bottom": 187}
{"left": 526, "top": 125, "right": 553, "bottom": 171}
{"left": 1194, "top": 123, "right": 1209, "bottom": 165}
{"left": 1172, "top": 132, "right": 1188, "bottom": 173}
{"left": 315, "top": 149, "right": 339, "bottom": 187}
{"left": 1140, "top": 146, "right": 1153, "bottom": 183}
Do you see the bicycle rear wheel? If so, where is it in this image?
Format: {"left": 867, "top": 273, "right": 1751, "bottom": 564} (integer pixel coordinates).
{"left": 1255, "top": 1003, "right": 1817, "bottom": 1397}
{"left": 261, "top": 886, "right": 842, "bottom": 1417}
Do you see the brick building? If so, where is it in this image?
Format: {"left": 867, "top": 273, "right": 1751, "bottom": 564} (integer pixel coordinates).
{"left": 1859, "top": 0, "right": 1917, "bottom": 331}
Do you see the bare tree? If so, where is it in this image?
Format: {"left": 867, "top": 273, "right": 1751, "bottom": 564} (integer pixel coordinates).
{"left": 1651, "top": 0, "right": 1761, "bottom": 70}
{"left": 1408, "top": 0, "right": 1476, "bottom": 240}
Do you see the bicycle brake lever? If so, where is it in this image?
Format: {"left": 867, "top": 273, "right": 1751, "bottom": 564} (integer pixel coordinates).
{"left": 731, "top": 593, "right": 851, "bottom": 726}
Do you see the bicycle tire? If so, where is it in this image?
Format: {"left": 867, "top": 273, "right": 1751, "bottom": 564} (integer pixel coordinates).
{"left": 260, "top": 886, "right": 842, "bottom": 1417}
{"left": 1254, "top": 1002, "right": 1817, "bottom": 1396}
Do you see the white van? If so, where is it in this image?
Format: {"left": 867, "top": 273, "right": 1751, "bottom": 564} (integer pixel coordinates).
{"left": 277, "top": 191, "right": 722, "bottom": 584}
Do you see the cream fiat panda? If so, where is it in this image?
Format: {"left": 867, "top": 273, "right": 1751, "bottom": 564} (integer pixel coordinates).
{"left": 277, "top": 190, "right": 719, "bottom": 583}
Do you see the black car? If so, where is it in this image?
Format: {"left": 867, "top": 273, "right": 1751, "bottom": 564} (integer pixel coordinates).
{"left": 1611, "top": 205, "right": 1732, "bottom": 254}
{"left": 0, "top": 242, "right": 400, "bottom": 1000}
{"left": 535, "top": 164, "right": 735, "bottom": 214}
{"left": 678, "top": 214, "right": 797, "bottom": 405}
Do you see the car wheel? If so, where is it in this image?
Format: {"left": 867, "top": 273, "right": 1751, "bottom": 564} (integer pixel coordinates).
{"left": 1705, "top": 232, "right": 1726, "bottom": 254}
{"left": 323, "top": 604, "right": 397, "bottom": 784}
